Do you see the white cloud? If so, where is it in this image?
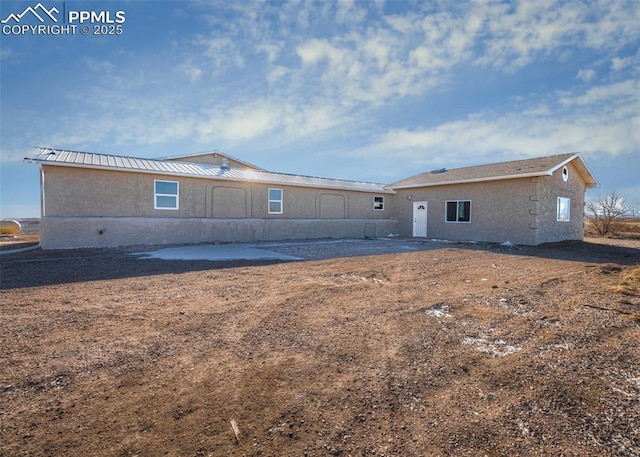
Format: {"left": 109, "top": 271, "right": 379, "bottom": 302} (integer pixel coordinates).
{"left": 181, "top": 65, "right": 202, "bottom": 83}
{"left": 194, "top": 95, "right": 350, "bottom": 145}
{"left": 197, "top": 100, "right": 280, "bottom": 141}
{"left": 417, "top": 9, "right": 478, "bottom": 64}
{"left": 477, "top": 1, "right": 640, "bottom": 70}
{"left": 296, "top": 7, "right": 310, "bottom": 29}
{"left": 576, "top": 68, "right": 596, "bottom": 82}
{"left": 409, "top": 45, "right": 450, "bottom": 72}
{"left": 336, "top": 0, "right": 367, "bottom": 24}
{"left": 267, "top": 65, "right": 288, "bottom": 84}
{"left": 522, "top": 105, "right": 552, "bottom": 116}
{"left": 582, "top": 1, "right": 640, "bottom": 49}
{"left": 559, "top": 79, "right": 638, "bottom": 107}
{"left": 361, "top": 34, "right": 391, "bottom": 70}
{"left": 611, "top": 57, "right": 631, "bottom": 71}
{"left": 296, "top": 38, "right": 336, "bottom": 65}
{"left": 288, "top": 1, "right": 640, "bottom": 114}
{"left": 353, "top": 79, "right": 640, "bottom": 170}
{"left": 257, "top": 42, "right": 283, "bottom": 63}
{"left": 199, "top": 36, "right": 245, "bottom": 72}
{"left": 384, "top": 14, "right": 418, "bottom": 34}
{"left": 86, "top": 58, "right": 114, "bottom": 72}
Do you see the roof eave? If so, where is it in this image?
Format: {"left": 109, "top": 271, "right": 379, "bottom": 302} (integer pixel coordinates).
{"left": 29, "top": 158, "right": 395, "bottom": 194}
{"left": 389, "top": 171, "right": 552, "bottom": 190}
{"left": 547, "top": 152, "right": 599, "bottom": 189}
{"left": 160, "top": 150, "right": 224, "bottom": 160}
{"left": 569, "top": 153, "right": 599, "bottom": 189}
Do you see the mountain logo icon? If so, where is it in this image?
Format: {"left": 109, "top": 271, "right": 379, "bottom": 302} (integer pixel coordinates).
{"left": 1, "top": 3, "right": 59, "bottom": 24}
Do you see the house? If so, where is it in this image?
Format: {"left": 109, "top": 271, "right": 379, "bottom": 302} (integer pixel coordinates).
{"left": 24, "top": 148, "right": 598, "bottom": 249}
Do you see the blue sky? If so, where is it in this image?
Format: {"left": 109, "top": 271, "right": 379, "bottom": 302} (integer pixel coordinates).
{"left": 1, "top": 0, "right": 639, "bottom": 218}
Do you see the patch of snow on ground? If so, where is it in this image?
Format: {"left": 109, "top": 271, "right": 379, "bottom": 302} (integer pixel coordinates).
{"left": 462, "top": 335, "right": 522, "bottom": 357}
{"left": 424, "top": 303, "right": 451, "bottom": 317}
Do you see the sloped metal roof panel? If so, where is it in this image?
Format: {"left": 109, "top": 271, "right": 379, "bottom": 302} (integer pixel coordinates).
{"left": 26, "top": 148, "right": 394, "bottom": 194}
{"left": 161, "top": 150, "right": 266, "bottom": 171}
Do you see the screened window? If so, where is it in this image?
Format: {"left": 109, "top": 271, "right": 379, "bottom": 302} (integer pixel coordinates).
{"left": 268, "top": 188, "right": 283, "bottom": 214}
{"left": 374, "top": 196, "right": 384, "bottom": 211}
{"left": 557, "top": 197, "right": 570, "bottom": 221}
{"left": 155, "top": 180, "right": 178, "bottom": 210}
{"left": 445, "top": 200, "right": 471, "bottom": 222}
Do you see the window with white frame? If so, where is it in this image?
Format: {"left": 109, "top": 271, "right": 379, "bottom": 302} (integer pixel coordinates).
{"left": 373, "top": 196, "right": 384, "bottom": 211}
{"left": 557, "top": 197, "right": 570, "bottom": 221}
{"left": 154, "top": 180, "right": 179, "bottom": 210}
{"left": 445, "top": 200, "right": 471, "bottom": 222}
{"left": 268, "top": 188, "right": 283, "bottom": 214}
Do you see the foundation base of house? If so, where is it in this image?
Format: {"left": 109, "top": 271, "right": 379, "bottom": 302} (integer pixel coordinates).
{"left": 40, "top": 216, "right": 399, "bottom": 250}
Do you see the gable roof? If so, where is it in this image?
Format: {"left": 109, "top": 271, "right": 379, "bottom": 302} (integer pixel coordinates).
{"left": 162, "top": 150, "right": 265, "bottom": 171}
{"left": 389, "top": 153, "right": 599, "bottom": 189}
{"left": 25, "top": 148, "right": 394, "bottom": 194}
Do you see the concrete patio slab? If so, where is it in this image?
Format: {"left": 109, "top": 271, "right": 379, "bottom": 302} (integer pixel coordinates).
{"left": 133, "top": 244, "right": 303, "bottom": 261}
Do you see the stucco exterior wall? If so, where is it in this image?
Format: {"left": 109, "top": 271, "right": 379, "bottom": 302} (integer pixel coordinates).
{"left": 532, "top": 162, "right": 586, "bottom": 244}
{"left": 42, "top": 166, "right": 393, "bottom": 221}
{"left": 39, "top": 216, "right": 398, "bottom": 249}
{"left": 43, "top": 166, "right": 208, "bottom": 218}
{"left": 392, "top": 163, "right": 587, "bottom": 245}
{"left": 39, "top": 166, "right": 396, "bottom": 249}
{"left": 393, "top": 178, "right": 538, "bottom": 245}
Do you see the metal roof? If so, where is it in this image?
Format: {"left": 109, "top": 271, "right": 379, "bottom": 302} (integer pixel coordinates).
{"left": 160, "top": 150, "right": 266, "bottom": 171}
{"left": 25, "top": 148, "right": 395, "bottom": 194}
{"left": 389, "top": 153, "right": 599, "bottom": 189}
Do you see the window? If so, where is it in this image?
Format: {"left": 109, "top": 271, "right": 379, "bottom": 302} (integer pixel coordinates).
{"left": 557, "top": 197, "right": 570, "bottom": 221}
{"left": 562, "top": 166, "right": 569, "bottom": 182}
{"left": 268, "top": 188, "right": 283, "bottom": 214}
{"left": 154, "top": 180, "right": 178, "bottom": 210}
{"left": 445, "top": 200, "right": 471, "bottom": 222}
{"left": 373, "top": 196, "right": 384, "bottom": 211}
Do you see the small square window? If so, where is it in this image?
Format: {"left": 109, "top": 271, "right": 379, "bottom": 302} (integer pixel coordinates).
{"left": 155, "top": 180, "right": 179, "bottom": 210}
{"left": 268, "top": 188, "right": 283, "bottom": 214}
{"left": 445, "top": 200, "right": 471, "bottom": 223}
{"left": 557, "top": 197, "right": 570, "bottom": 221}
{"left": 374, "top": 196, "right": 384, "bottom": 211}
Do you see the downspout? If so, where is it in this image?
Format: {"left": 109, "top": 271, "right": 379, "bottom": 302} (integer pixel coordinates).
{"left": 40, "top": 166, "right": 45, "bottom": 218}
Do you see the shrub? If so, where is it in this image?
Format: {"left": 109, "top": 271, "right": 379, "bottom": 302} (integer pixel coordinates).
{"left": 586, "top": 191, "right": 629, "bottom": 237}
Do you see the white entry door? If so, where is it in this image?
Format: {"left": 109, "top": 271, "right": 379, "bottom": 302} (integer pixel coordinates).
{"left": 412, "top": 201, "right": 428, "bottom": 237}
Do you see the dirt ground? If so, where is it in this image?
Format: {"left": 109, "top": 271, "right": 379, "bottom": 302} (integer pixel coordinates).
{"left": 1, "top": 236, "right": 639, "bottom": 456}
